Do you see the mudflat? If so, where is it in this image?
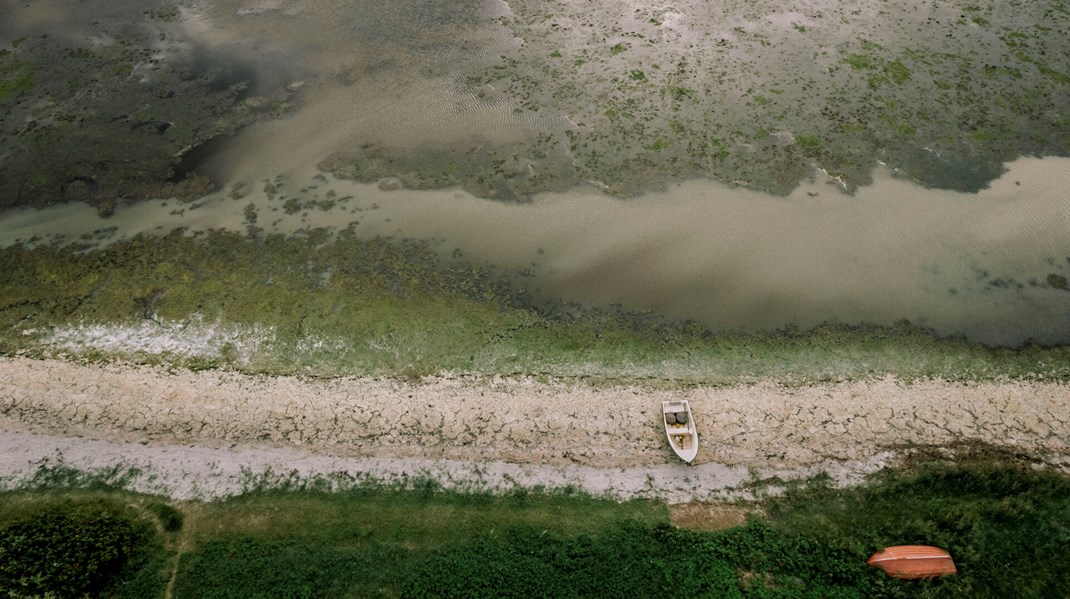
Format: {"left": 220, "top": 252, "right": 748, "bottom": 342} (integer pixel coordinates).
{"left": 2, "top": 356, "right": 1066, "bottom": 500}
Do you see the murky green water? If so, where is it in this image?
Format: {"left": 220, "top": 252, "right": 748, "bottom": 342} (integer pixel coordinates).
{"left": 1, "top": 0, "right": 1069, "bottom": 349}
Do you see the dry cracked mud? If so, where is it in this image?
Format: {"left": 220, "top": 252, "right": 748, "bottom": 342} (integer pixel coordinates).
{"left": 1, "top": 356, "right": 1067, "bottom": 502}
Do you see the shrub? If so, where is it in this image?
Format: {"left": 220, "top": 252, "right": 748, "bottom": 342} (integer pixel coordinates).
{"left": 0, "top": 500, "right": 165, "bottom": 598}
{"left": 147, "top": 501, "right": 184, "bottom": 532}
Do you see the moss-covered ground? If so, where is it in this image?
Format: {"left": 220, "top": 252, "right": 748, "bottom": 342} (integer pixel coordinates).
{"left": 2, "top": 229, "right": 1067, "bottom": 385}
{"left": 2, "top": 455, "right": 1068, "bottom": 598}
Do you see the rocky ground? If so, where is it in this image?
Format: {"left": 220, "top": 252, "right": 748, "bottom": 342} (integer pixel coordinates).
{"left": 1, "top": 356, "right": 1066, "bottom": 502}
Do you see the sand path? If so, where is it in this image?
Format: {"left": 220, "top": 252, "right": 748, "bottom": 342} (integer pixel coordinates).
{"left": 1, "top": 357, "right": 1067, "bottom": 501}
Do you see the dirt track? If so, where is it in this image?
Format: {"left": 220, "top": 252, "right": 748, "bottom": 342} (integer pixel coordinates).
{"left": 1, "top": 357, "right": 1067, "bottom": 501}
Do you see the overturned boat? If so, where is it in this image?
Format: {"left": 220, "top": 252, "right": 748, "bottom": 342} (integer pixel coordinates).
{"left": 867, "top": 545, "right": 958, "bottom": 579}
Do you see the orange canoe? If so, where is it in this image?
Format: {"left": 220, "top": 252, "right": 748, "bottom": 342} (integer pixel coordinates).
{"left": 867, "top": 545, "right": 957, "bottom": 579}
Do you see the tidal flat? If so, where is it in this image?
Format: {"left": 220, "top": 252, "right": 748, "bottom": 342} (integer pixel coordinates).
{"left": 2, "top": 0, "right": 1069, "bottom": 206}
{"left": 2, "top": 0, "right": 1068, "bottom": 350}
{"left": 1, "top": 222, "right": 1068, "bottom": 381}
{"left": 1, "top": 0, "right": 1069, "bottom": 558}
{"left": 321, "top": 0, "right": 1070, "bottom": 197}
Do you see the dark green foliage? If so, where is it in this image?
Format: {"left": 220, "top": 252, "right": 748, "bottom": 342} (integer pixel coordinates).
{"left": 764, "top": 459, "right": 1070, "bottom": 598}
{"left": 15, "top": 464, "right": 146, "bottom": 494}
{"left": 147, "top": 501, "right": 184, "bottom": 532}
{"left": 403, "top": 460, "right": 1070, "bottom": 598}
{"left": 403, "top": 539, "right": 563, "bottom": 599}
{"left": 172, "top": 487, "right": 666, "bottom": 598}
{"left": 0, "top": 499, "right": 167, "bottom": 598}
{"left": 403, "top": 523, "right": 871, "bottom": 598}
{"left": 172, "top": 536, "right": 397, "bottom": 599}
{"left": 3, "top": 460, "right": 1068, "bottom": 598}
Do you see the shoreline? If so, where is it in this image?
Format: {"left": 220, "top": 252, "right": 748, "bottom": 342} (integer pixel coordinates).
{"left": 2, "top": 356, "right": 1067, "bottom": 502}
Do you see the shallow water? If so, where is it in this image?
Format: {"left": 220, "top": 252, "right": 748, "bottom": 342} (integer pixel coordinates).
{"left": 2, "top": 0, "right": 1069, "bottom": 347}
{"left": 4, "top": 156, "right": 1068, "bottom": 346}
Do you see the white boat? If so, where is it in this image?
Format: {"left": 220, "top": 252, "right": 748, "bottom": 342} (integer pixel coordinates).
{"left": 662, "top": 400, "right": 698, "bottom": 463}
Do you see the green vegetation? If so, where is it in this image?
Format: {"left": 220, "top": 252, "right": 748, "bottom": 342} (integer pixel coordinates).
{"left": 0, "top": 52, "right": 33, "bottom": 101}
{"left": 764, "top": 453, "right": 1070, "bottom": 598}
{"left": 2, "top": 230, "right": 1068, "bottom": 385}
{"left": 0, "top": 494, "right": 171, "bottom": 598}
{"left": 662, "top": 85, "right": 697, "bottom": 102}
{"left": 173, "top": 486, "right": 665, "bottom": 599}
{"left": 882, "top": 60, "right": 911, "bottom": 86}
{"left": 841, "top": 53, "right": 911, "bottom": 87}
{"left": 843, "top": 54, "right": 875, "bottom": 71}
{"left": 408, "top": 455, "right": 1070, "bottom": 598}
{"left": 404, "top": 520, "right": 888, "bottom": 598}
{"left": 896, "top": 123, "right": 916, "bottom": 138}
{"left": 999, "top": 29, "right": 1070, "bottom": 84}
{"left": 794, "top": 134, "right": 822, "bottom": 149}
{"left": 3, "top": 456, "right": 1068, "bottom": 597}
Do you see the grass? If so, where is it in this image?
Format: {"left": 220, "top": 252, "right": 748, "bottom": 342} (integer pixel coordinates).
{"left": 174, "top": 486, "right": 667, "bottom": 598}
{"left": 2, "top": 229, "right": 1068, "bottom": 386}
{"left": 3, "top": 456, "right": 1068, "bottom": 597}
{"left": 182, "top": 486, "right": 666, "bottom": 551}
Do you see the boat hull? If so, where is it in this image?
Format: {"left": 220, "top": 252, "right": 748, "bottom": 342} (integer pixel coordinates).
{"left": 662, "top": 400, "right": 698, "bottom": 463}
{"left": 867, "top": 545, "right": 957, "bottom": 579}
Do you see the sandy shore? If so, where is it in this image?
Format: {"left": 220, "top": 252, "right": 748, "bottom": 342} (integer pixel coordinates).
{"left": 1, "top": 356, "right": 1067, "bottom": 501}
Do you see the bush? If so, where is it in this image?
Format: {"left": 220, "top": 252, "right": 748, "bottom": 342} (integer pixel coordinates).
{"left": 0, "top": 500, "right": 166, "bottom": 598}
{"left": 147, "top": 501, "right": 184, "bottom": 532}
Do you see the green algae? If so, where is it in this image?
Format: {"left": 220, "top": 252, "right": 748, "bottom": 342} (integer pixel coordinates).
{"left": 2, "top": 231, "right": 1067, "bottom": 386}
{"left": 3, "top": 0, "right": 1069, "bottom": 209}
{"left": 0, "top": 52, "right": 33, "bottom": 101}
{"left": 427, "top": 0, "right": 1070, "bottom": 198}
{"left": 0, "top": 31, "right": 293, "bottom": 211}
